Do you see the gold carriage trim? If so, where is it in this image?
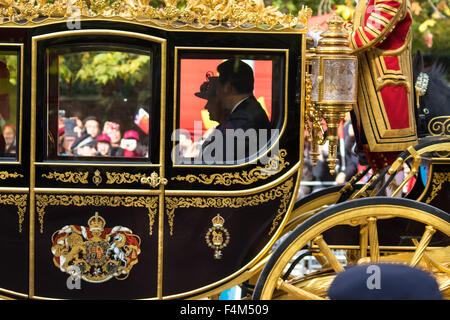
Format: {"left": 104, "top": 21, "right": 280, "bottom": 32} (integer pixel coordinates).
{"left": 0, "top": 0, "right": 311, "bottom": 31}
{"left": 428, "top": 116, "right": 450, "bottom": 138}
{"left": 0, "top": 171, "right": 24, "bottom": 180}
{"left": 105, "top": 172, "right": 147, "bottom": 184}
{"left": 425, "top": 172, "right": 450, "bottom": 204}
{"left": 41, "top": 171, "right": 89, "bottom": 184}
{"left": 35, "top": 194, "right": 158, "bottom": 235}
{"left": 40, "top": 171, "right": 151, "bottom": 185}
{"left": 165, "top": 177, "right": 294, "bottom": 236}
{"left": 171, "top": 149, "right": 289, "bottom": 186}
{"left": 0, "top": 193, "right": 27, "bottom": 233}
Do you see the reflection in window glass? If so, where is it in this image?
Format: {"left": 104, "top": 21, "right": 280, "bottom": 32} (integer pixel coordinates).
{"left": 0, "top": 52, "right": 18, "bottom": 158}
{"left": 175, "top": 54, "right": 283, "bottom": 165}
{"left": 54, "top": 49, "right": 152, "bottom": 159}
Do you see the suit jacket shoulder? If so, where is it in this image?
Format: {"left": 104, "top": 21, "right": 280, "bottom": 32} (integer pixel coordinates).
{"left": 223, "top": 96, "right": 271, "bottom": 132}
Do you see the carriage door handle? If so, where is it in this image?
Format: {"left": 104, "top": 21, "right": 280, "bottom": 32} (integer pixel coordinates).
{"left": 141, "top": 171, "right": 168, "bottom": 188}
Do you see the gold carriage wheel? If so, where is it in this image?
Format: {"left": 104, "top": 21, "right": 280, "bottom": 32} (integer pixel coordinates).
{"left": 253, "top": 197, "right": 450, "bottom": 300}
{"left": 283, "top": 184, "right": 365, "bottom": 236}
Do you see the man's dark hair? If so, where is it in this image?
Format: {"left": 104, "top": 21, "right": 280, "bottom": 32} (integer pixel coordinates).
{"left": 83, "top": 116, "right": 99, "bottom": 125}
{"left": 217, "top": 59, "right": 254, "bottom": 94}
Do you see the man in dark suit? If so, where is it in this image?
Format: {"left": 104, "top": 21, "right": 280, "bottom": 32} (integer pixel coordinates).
{"left": 201, "top": 59, "right": 272, "bottom": 164}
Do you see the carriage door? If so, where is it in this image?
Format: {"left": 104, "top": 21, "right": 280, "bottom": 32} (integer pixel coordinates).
{"left": 162, "top": 45, "right": 301, "bottom": 298}
{"left": 0, "top": 42, "right": 28, "bottom": 298}
{"left": 29, "top": 29, "right": 166, "bottom": 299}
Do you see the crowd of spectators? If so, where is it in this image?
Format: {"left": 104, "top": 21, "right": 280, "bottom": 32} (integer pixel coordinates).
{"left": 57, "top": 115, "right": 148, "bottom": 158}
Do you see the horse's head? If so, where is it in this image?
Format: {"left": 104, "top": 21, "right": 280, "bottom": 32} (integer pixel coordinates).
{"left": 412, "top": 51, "right": 450, "bottom": 137}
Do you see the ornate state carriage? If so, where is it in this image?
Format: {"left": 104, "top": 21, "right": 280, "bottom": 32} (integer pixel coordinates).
{"left": 0, "top": 0, "right": 448, "bottom": 300}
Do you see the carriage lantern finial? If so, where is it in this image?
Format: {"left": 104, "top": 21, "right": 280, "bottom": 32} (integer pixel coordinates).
{"left": 307, "top": 15, "right": 358, "bottom": 175}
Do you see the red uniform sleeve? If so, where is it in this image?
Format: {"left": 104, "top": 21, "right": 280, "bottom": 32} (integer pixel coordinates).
{"left": 349, "top": 0, "right": 405, "bottom": 54}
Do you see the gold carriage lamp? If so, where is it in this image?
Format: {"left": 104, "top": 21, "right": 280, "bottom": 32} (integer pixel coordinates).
{"left": 308, "top": 15, "right": 357, "bottom": 175}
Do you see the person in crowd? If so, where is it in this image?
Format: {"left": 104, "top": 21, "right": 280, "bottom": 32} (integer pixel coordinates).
{"left": 57, "top": 127, "right": 66, "bottom": 155}
{"left": 335, "top": 121, "right": 360, "bottom": 185}
{"left": 83, "top": 116, "right": 100, "bottom": 139}
{"left": 71, "top": 116, "right": 100, "bottom": 154}
{"left": 103, "top": 121, "right": 124, "bottom": 156}
{"left": 121, "top": 130, "right": 141, "bottom": 157}
{"left": 96, "top": 134, "right": 112, "bottom": 156}
{"left": 72, "top": 138, "right": 97, "bottom": 157}
{"left": 3, "top": 124, "right": 16, "bottom": 155}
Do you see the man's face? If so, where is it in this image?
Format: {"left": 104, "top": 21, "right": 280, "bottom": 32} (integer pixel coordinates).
{"left": 204, "top": 85, "right": 225, "bottom": 123}
{"left": 77, "top": 145, "right": 97, "bottom": 156}
{"left": 3, "top": 127, "right": 15, "bottom": 145}
{"left": 205, "top": 95, "right": 222, "bottom": 122}
{"left": 62, "top": 136, "right": 76, "bottom": 154}
{"left": 85, "top": 120, "right": 100, "bottom": 138}
{"left": 96, "top": 142, "right": 110, "bottom": 156}
{"left": 214, "top": 80, "right": 234, "bottom": 113}
{"left": 109, "top": 128, "right": 121, "bottom": 145}
{"left": 121, "top": 138, "right": 137, "bottom": 152}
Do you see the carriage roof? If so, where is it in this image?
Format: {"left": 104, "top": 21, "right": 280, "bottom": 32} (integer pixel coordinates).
{"left": 0, "top": 0, "right": 311, "bottom": 33}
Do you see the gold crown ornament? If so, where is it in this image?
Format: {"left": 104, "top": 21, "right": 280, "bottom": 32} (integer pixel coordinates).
{"left": 87, "top": 212, "right": 106, "bottom": 231}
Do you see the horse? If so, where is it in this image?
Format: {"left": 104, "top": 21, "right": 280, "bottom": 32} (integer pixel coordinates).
{"left": 412, "top": 51, "right": 450, "bottom": 137}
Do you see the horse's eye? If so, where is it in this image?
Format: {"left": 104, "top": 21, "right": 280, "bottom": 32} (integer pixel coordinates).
{"left": 423, "top": 108, "right": 430, "bottom": 115}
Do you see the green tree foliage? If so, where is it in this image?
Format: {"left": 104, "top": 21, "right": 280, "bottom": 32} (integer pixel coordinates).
{"left": 58, "top": 51, "right": 152, "bottom": 129}
{"left": 411, "top": 1, "right": 450, "bottom": 57}
{"left": 1, "top": 53, "right": 17, "bottom": 86}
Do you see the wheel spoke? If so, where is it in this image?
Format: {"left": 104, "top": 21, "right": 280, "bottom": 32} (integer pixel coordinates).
{"left": 368, "top": 217, "right": 379, "bottom": 263}
{"left": 410, "top": 226, "right": 436, "bottom": 267}
{"left": 313, "top": 235, "right": 345, "bottom": 273}
{"left": 276, "top": 278, "right": 326, "bottom": 300}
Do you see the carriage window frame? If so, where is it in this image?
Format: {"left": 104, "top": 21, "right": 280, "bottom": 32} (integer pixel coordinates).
{"left": 45, "top": 43, "right": 155, "bottom": 163}
{"left": 173, "top": 47, "right": 288, "bottom": 167}
{"left": 0, "top": 45, "right": 23, "bottom": 164}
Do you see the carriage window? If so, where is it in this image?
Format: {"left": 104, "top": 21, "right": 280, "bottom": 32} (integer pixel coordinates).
{"left": 47, "top": 47, "right": 152, "bottom": 160}
{"left": 0, "top": 51, "right": 19, "bottom": 159}
{"left": 173, "top": 51, "right": 285, "bottom": 165}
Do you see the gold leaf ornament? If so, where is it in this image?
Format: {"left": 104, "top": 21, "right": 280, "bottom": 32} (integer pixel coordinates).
{"left": 172, "top": 149, "right": 289, "bottom": 185}
{"left": 0, "top": 0, "right": 310, "bottom": 30}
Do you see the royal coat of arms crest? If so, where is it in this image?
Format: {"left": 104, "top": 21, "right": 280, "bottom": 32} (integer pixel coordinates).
{"left": 205, "top": 214, "right": 230, "bottom": 259}
{"left": 51, "top": 212, "right": 141, "bottom": 283}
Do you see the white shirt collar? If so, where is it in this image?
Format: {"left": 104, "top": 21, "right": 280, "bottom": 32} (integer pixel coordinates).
{"left": 230, "top": 96, "right": 250, "bottom": 114}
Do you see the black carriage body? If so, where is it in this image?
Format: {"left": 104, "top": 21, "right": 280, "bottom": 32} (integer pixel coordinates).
{"left": 0, "top": 21, "right": 306, "bottom": 299}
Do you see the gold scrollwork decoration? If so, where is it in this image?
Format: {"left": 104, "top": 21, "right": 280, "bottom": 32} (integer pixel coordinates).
{"left": 171, "top": 149, "right": 289, "bottom": 186}
{"left": 428, "top": 116, "right": 450, "bottom": 138}
{"left": 0, "top": 193, "right": 28, "bottom": 233}
{"left": 141, "top": 172, "right": 168, "bottom": 188}
{"left": 0, "top": 0, "right": 310, "bottom": 31}
{"left": 268, "top": 183, "right": 293, "bottom": 236}
{"left": 105, "top": 172, "right": 147, "bottom": 185}
{"left": 35, "top": 194, "right": 158, "bottom": 235}
{"left": 425, "top": 172, "right": 450, "bottom": 204}
{"left": 165, "top": 177, "right": 294, "bottom": 236}
{"left": 0, "top": 171, "right": 24, "bottom": 180}
{"left": 41, "top": 171, "right": 89, "bottom": 184}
